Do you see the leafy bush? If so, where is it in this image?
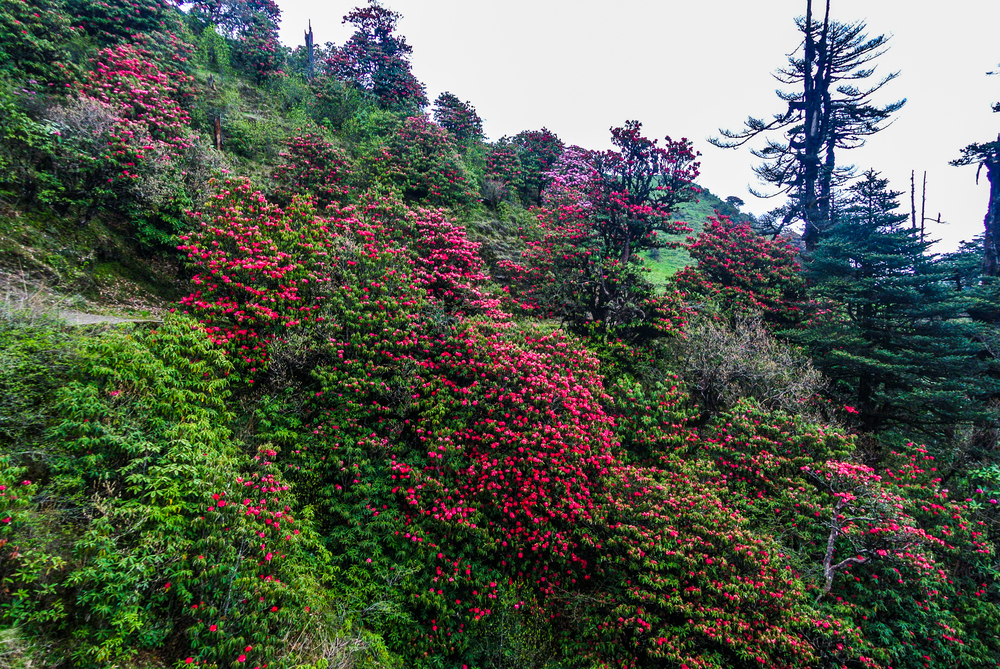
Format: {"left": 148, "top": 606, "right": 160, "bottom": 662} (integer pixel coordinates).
{"left": 325, "top": 1, "right": 426, "bottom": 109}
{"left": 670, "top": 313, "right": 824, "bottom": 416}
{"left": 274, "top": 131, "right": 354, "bottom": 209}
{"left": 672, "top": 217, "right": 805, "bottom": 324}
{"left": 0, "top": 0, "right": 79, "bottom": 85}
{"left": 432, "top": 91, "right": 483, "bottom": 143}
{"left": 383, "top": 115, "right": 474, "bottom": 208}
{"left": 67, "top": 0, "right": 185, "bottom": 48}
{"left": 179, "top": 178, "right": 340, "bottom": 376}
{"left": 0, "top": 314, "right": 395, "bottom": 668}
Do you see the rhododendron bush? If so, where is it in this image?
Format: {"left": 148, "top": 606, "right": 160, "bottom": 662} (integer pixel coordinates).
{"left": 79, "top": 43, "right": 195, "bottom": 192}
{"left": 325, "top": 0, "right": 427, "bottom": 107}
{"left": 590, "top": 120, "right": 701, "bottom": 263}
{"left": 274, "top": 131, "right": 354, "bottom": 209}
{"left": 3, "top": 2, "right": 1000, "bottom": 665}
{"left": 383, "top": 114, "right": 475, "bottom": 207}
{"left": 697, "top": 402, "right": 1000, "bottom": 668}
{"left": 178, "top": 179, "right": 339, "bottom": 374}
{"left": 0, "top": 316, "right": 381, "bottom": 668}
{"left": 500, "top": 199, "right": 691, "bottom": 342}
{"left": 432, "top": 91, "right": 483, "bottom": 143}
{"left": 672, "top": 217, "right": 805, "bottom": 324}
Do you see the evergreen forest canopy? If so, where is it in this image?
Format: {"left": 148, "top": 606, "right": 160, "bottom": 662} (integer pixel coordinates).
{"left": 1, "top": 1, "right": 1000, "bottom": 668}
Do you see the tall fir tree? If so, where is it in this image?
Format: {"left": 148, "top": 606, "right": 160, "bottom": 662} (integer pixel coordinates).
{"left": 792, "top": 170, "right": 997, "bottom": 442}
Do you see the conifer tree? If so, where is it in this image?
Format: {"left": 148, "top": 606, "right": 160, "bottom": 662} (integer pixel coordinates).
{"left": 711, "top": 0, "right": 904, "bottom": 249}
{"left": 951, "top": 64, "right": 1000, "bottom": 276}
{"left": 792, "top": 170, "right": 997, "bottom": 440}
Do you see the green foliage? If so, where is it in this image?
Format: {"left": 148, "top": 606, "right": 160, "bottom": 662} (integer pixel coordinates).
{"left": 792, "top": 171, "right": 999, "bottom": 442}
{"left": 432, "top": 91, "right": 483, "bottom": 143}
{"left": 0, "top": 0, "right": 79, "bottom": 85}
{"left": 382, "top": 115, "right": 475, "bottom": 208}
{"left": 0, "top": 309, "right": 81, "bottom": 449}
{"left": 306, "top": 75, "right": 366, "bottom": 132}
{"left": 0, "top": 82, "right": 67, "bottom": 205}
{"left": 0, "top": 315, "right": 386, "bottom": 668}
{"left": 67, "top": 0, "right": 185, "bottom": 48}
{"left": 2, "top": 2, "right": 1000, "bottom": 667}
{"left": 195, "top": 24, "right": 233, "bottom": 78}
{"left": 672, "top": 217, "right": 805, "bottom": 324}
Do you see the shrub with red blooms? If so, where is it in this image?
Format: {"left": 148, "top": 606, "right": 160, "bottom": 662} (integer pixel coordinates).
{"left": 0, "top": 0, "right": 80, "bottom": 85}
{"left": 178, "top": 179, "right": 338, "bottom": 374}
{"left": 82, "top": 44, "right": 192, "bottom": 149}
{"left": 483, "top": 141, "right": 524, "bottom": 197}
{"left": 541, "top": 144, "right": 599, "bottom": 210}
{"left": 499, "top": 123, "right": 699, "bottom": 342}
{"left": 68, "top": 0, "right": 185, "bottom": 47}
{"left": 673, "top": 217, "right": 805, "bottom": 324}
{"left": 509, "top": 127, "right": 564, "bottom": 205}
{"left": 229, "top": 201, "right": 829, "bottom": 668}
{"left": 499, "top": 205, "right": 691, "bottom": 341}
{"left": 1, "top": 315, "right": 333, "bottom": 668}
{"left": 383, "top": 115, "right": 474, "bottom": 208}
{"left": 590, "top": 120, "right": 701, "bottom": 263}
{"left": 283, "top": 293, "right": 847, "bottom": 668}
{"left": 274, "top": 132, "right": 354, "bottom": 209}
{"left": 326, "top": 1, "right": 427, "bottom": 108}
{"left": 404, "top": 208, "right": 488, "bottom": 308}
{"left": 230, "top": 8, "right": 284, "bottom": 83}
{"left": 697, "top": 402, "right": 1000, "bottom": 668}
{"left": 78, "top": 43, "right": 194, "bottom": 184}
{"left": 432, "top": 91, "right": 483, "bottom": 143}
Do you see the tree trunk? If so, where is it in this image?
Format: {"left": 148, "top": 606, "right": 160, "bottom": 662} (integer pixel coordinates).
{"left": 983, "top": 140, "right": 1000, "bottom": 276}
{"left": 801, "top": 0, "right": 832, "bottom": 251}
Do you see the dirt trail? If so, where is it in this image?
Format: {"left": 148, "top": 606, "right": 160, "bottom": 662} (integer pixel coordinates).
{"left": 1, "top": 268, "right": 164, "bottom": 326}
{"left": 56, "top": 310, "right": 160, "bottom": 326}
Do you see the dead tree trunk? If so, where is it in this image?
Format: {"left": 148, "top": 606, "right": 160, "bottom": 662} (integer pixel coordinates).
{"left": 213, "top": 114, "right": 223, "bottom": 151}
{"left": 983, "top": 139, "right": 1000, "bottom": 276}
{"left": 305, "top": 21, "right": 315, "bottom": 79}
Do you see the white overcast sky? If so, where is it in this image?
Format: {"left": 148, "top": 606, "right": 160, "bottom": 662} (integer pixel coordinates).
{"left": 276, "top": 0, "right": 998, "bottom": 251}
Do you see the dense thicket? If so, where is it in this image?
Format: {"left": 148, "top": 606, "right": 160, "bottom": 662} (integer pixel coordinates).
{"left": 1, "top": 1, "right": 998, "bottom": 668}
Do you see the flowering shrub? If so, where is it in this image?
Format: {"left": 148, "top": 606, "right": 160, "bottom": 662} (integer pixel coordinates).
{"left": 383, "top": 115, "right": 475, "bottom": 208}
{"left": 219, "top": 198, "right": 831, "bottom": 667}
{"left": 82, "top": 44, "right": 192, "bottom": 150}
{"left": 402, "top": 207, "right": 489, "bottom": 308}
{"left": 432, "top": 91, "right": 483, "bottom": 142}
{"left": 284, "top": 292, "right": 853, "bottom": 667}
{"left": 178, "top": 179, "right": 340, "bottom": 375}
{"left": 274, "top": 132, "right": 354, "bottom": 209}
{"left": 482, "top": 141, "right": 523, "bottom": 203}
{"left": 540, "top": 144, "right": 599, "bottom": 210}
{"left": 325, "top": 1, "right": 427, "bottom": 108}
{"left": 510, "top": 127, "right": 564, "bottom": 204}
{"left": 72, "top": 42, "right": 195, "bottom": 204}
{"left": 673, "top": 217, "right": 805, "bottom": 324}
{"left": 230, "top": 8, "right": 285, "bottom": 83}
{"left": 68, "top": 0, "right": 185, "bottom": 47}
{"left": 590, "top": 121, "right": 700, "bottom": 263}
{"left": 499, "top": 205, "right": 690, "bottom": 342}
{"left": 0, "top": 0, "right": 79, "bottom": 85}
{"left": 0, "top": 316, "right": 345, "bottom": 667}
{"left": 696, "top": 403, "right": 1000, "bottom": 667}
